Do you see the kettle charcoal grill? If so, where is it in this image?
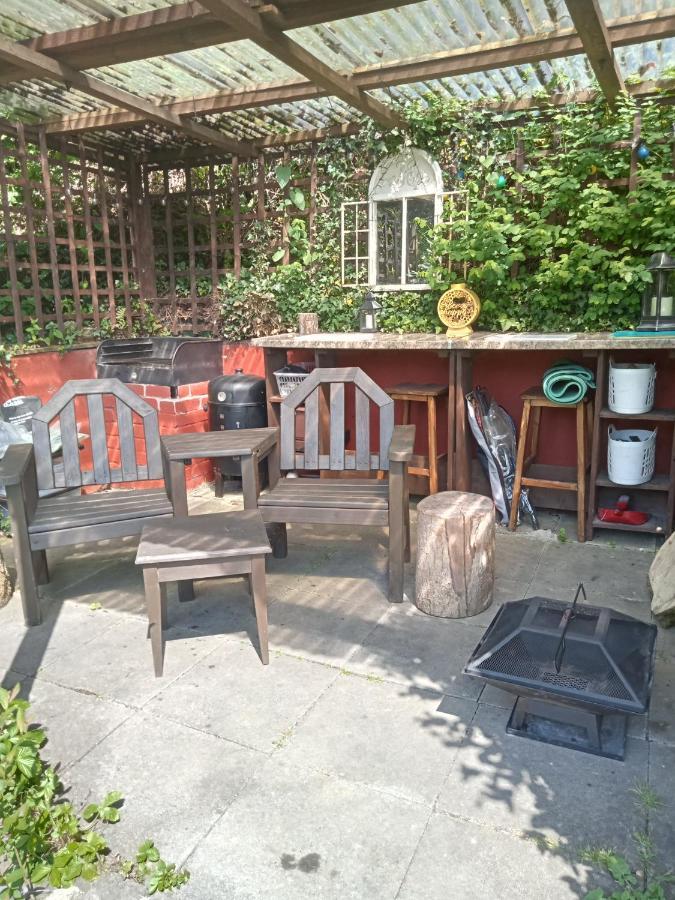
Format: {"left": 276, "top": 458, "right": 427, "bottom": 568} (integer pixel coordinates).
{"left": 464, "top": 586, "right": 657, "bottom": 760}
{"left": 97, "top": 337, "right": 223, "bottom": 397}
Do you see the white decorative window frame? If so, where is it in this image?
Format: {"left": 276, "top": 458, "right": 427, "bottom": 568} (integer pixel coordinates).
{"left": 340, "top": 149, "right": 468, "bottom": 290}
{"left": 368, "top": 147, "right": 444, "bottom": 291}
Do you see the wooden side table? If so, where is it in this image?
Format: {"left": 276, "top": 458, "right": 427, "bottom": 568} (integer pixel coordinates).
{"left": 135, "top": 510, "right": 272, "bottom": 676}
{"left": 387, "top": 383, "right": 448, "bottom": 494}
{"left": 161, "top": 428, "right": 278, "bottom": 516}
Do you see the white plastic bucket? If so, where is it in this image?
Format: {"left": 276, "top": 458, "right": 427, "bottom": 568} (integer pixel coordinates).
{"left": 607, "top": 425, "right": 657, "bottom": 485}
{"left": 608, "top": 359, "right": 656, "bottom": 415}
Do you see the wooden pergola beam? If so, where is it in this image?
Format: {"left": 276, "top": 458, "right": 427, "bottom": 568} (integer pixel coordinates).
{"left": 0, "top": 0, "right": 425, "bottom": 86}
{"left": 40, "top": 11, "right": 675, "bottom": 137}
{"left": 0, "top": 36, "right": 255, "bottom": 155}
{"left": 196, "top": 0, "right": 403, "bottom": 128}
{"left": 565, "top": 0, "right": 625, "bottom": 103}
{"left": 138, "top": 79, "right": 673, "bottom": 165}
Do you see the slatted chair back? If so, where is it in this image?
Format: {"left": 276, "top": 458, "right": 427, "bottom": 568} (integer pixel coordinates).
{"left": 280, "top": 367, "right": 394, "bottom": 472}
{"left": 31, "top": 378, "right": 163, "bottom": 492}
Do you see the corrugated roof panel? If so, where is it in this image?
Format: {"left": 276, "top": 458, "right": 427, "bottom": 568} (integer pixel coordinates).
{"left": 0, "top": 0, "right": 672, "bottom": 153}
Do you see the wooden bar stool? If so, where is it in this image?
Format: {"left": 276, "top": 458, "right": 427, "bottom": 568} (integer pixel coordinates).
{"left": 387, "top": 383, "right": 448, "bottom": 495}
{"left": 509, "top": 387, "right": 592, "bottom": 542}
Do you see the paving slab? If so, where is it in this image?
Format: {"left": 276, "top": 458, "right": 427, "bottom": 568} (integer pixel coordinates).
{"left": 649, "top": 632, "right": 675, "bottom": 745}
{"left": 267, "top": 573, "right": 388, "bottom": 666}
{"left": 347, "top": 603, "right": 486, "bottom": 700}
{"left": 533, "top": 542, "right": 653, "bottom": 603}
{"left": 436, "top": 704, "right": 649, "bottom": 852}
{"left": 37, "top": 612, "right": 223, "bottom": 708}
{"left": 277, "top": 672, "right": 475, "bottom": 804}
{"left": 146, "top": 643, "right": 338, "bottom": 753}
{"left": 67, "top": 711, "right": 265, "bottom": 862}
{"left": 1, "top": 669, "right": 132, "bottom": 770}
{"left": 397, "top": 812, "right": 593, "bottom": 900}
{"left": 648, "top": 742, "right": 675, "bottom": 868}
{"left": 181, "top": 757, "right": 429, "bottom": 900}
{"left": 0, "top": 600, "right": 122, "bottom": 679}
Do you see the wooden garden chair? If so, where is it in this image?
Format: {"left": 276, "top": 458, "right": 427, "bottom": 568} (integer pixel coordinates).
{"left": 256, "top": 367, "right": 415, "bottom": 602}
{"left": 0, "top": 378, "right": 176, "bottom": 626}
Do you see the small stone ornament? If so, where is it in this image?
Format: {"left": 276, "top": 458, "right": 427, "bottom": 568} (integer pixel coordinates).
{"left": 437, "top": 283, "right": 481, "bottom": 338}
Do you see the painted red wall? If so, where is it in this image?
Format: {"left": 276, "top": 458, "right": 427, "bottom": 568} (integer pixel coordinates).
{"left": 2, "top": 341, "right": 673, "bottom": 488}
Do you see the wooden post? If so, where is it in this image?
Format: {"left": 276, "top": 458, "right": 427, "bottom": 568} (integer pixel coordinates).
{"left": 128, "top": 161, "right": 157, "bottom": 301}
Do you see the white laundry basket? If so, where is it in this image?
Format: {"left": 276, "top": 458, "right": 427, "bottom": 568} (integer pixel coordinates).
{"left": 607, "top": 425, "right": 657, "bottom": 485}
{"left": 608, "top": 359, "right": 656, "bottom": 415}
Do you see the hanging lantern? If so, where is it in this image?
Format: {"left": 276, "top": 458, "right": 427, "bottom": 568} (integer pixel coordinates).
{"left": 359, "top": 291, "right": 382, "bottom": 333}
{"left": 637, "top": 252, "right": 675, "bottom": 333}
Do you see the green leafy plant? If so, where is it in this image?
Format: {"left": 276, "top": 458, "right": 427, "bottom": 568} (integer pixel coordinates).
{"left": 582, "top": 783, "right": 673, "bottom": 900}
{"left": 0, "top": 684, "right": 190, "bottom": 898}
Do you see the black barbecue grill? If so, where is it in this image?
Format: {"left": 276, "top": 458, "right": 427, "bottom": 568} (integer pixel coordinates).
{"left": 464, "top": 587, "right": 657, "bottom": 760}
{"left": 96, "top": 337, "right": 223, "bottom": 396}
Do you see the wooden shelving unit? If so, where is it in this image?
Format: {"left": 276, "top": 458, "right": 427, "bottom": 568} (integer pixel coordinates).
{"left": 587, "top": 351, "right": 675, "bottom": 539}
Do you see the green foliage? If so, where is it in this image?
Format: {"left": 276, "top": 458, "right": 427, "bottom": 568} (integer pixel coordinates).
{"left": 416, "top": 94, "right": 675, "bottom": 333}
{"left": 0, "top": 684, "right": 189, "bottom": 898}
{"left": 581, "top": 783, "right": 673, "bottom": 900}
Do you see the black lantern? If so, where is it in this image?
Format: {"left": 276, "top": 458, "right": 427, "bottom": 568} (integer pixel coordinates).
{"left": 359, "top": 291, "right": 382, "bottom": 333}
{"left": 637, "top": 251, "right": 675, "bottom": 332}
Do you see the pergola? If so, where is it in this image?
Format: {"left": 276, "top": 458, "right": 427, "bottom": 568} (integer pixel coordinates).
{"left": 0, "top": 0, "right": 673, "bottom": 159}
{"left": 0, "top": 0, "right": 672, "bottom": 343}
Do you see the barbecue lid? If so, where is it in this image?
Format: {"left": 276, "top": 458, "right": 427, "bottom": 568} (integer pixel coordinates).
{"left": 464, "top": 596, "right": 658, "bottom": 715}
{"left": 208, "top": 370, "right": 265, "bottom": 405}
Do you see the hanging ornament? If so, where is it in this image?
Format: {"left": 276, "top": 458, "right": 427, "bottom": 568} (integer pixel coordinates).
{"left": 636, "top": 143, "right": 650, "bottom": 161}
{"left": 496, "top": 174, "right": 507, "bottom": 189}
{"left": 456, "top": 169, "right": 465, "bottom": 181}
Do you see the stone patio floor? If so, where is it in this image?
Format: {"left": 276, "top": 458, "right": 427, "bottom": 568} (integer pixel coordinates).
{"left": 1, "top": 487, "right": 673, "bottom": 899}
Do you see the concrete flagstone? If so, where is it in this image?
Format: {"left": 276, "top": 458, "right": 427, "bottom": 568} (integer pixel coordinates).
{"left": 145, "top": 642, "right": 339, "bottom": 753}
{"left": 66, "top": 711, "right": 266, "bottom": 862}
{"left": 396, "top": 812, "right": 594, "bottom": 900}
{"left": 648, "top": 742, "right": 675, "bottom": 867}
{"left": 347, "top": 603, "right": 487, "bottom": 700}
{"left": 276, "top": 671, "right": 476, "bottom": 804}
{"left": 436, "top": 703, "right": 649, "bottom": 852}
{"left": 180, "top": 757, "right": 429, "bottom": 900}
{"left": 1, "top": 670, "right": 132, "bottom": 770}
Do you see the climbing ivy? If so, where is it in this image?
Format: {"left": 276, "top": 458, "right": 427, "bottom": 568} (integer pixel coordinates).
{"left": 217, "top": 91, "right": 675, "bottom": 336}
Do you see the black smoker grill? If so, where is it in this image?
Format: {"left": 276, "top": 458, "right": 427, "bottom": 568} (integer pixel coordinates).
{"left": 464, "top": 586, "right": 657, "bottom": 760}
{"left": 97, "top": 337, "right": 223, "bottom": 396}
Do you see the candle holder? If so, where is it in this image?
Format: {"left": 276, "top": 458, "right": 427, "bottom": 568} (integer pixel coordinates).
{"left": 359, "top": 291, "right": 382, "bottom": 333}
{"left": 637, "top": 251, "right": 675, "bottom": 332}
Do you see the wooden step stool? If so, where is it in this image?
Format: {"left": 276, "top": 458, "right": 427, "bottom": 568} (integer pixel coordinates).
{"left": 509, "top": 387, "right": 592, "bottom": 542}
{"left": 387, "top": 383, "right": 448, "bottom": 495}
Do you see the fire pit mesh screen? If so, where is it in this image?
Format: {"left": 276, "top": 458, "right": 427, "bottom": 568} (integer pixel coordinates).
{"left": 466, "top": 597, "right": 657, "bottom": 715}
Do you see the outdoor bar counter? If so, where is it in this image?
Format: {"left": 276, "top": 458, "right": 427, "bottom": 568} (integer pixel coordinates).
{"left": 254, "top": 331, "right": 675, "bottom": 536}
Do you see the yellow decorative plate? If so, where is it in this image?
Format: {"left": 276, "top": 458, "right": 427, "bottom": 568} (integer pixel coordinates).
{"left": 437, "top": 283, "right": 481, "bottom": 337}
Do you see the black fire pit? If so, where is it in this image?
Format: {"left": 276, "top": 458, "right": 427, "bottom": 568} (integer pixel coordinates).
{"left": 464, "top": 586, "right": 657, "bottom": 760}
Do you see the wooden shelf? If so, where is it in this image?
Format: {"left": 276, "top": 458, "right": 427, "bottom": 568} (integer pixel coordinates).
{"left": 592, "top": 514, "right": 666, "bottom": 534}
{"left": 599, "top": 406, "right": 675, "bottom": 422}
{"left": 595, "top": 472, "right": 671, "bottom": 492}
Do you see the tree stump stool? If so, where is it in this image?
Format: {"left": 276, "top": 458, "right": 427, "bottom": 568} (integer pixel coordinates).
{"left": 415, "top": 491, "right": 495, "bottom": 618}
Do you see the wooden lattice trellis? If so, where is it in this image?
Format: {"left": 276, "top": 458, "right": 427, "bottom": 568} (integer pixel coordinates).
{"left": 0, "top": 123, "right": 139, "bottom": 343}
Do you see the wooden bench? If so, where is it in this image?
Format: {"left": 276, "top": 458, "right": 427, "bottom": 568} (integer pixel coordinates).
{"left": 0, "top": 378, "right": 176, "bottom": 625}
{"left": 254, "top": 367, "right": 415, "bottom": 602}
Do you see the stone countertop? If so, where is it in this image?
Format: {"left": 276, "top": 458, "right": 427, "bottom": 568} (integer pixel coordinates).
{"left": 252, "top": 331, "right": 675, "bottom": 351}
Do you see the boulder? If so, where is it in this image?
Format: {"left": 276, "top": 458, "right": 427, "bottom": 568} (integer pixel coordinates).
{"left": 650, "top": 531, "right": 675, "bottom": 627}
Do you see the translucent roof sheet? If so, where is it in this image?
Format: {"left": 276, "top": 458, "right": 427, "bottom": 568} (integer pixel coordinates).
{"left": 0, "top": 0, "right": 672, "bottom": 155}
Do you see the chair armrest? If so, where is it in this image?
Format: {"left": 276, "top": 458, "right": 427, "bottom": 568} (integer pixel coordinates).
{"left": 0, "top": 443, "right": 35, "bottom": 487}
{"left": 388, "top": 425, "right": 415, "bottom": 464}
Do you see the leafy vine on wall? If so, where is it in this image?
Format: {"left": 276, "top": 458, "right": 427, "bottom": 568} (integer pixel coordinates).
{"left": 218, "top": 92, "right": 675, "bottom": 336}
